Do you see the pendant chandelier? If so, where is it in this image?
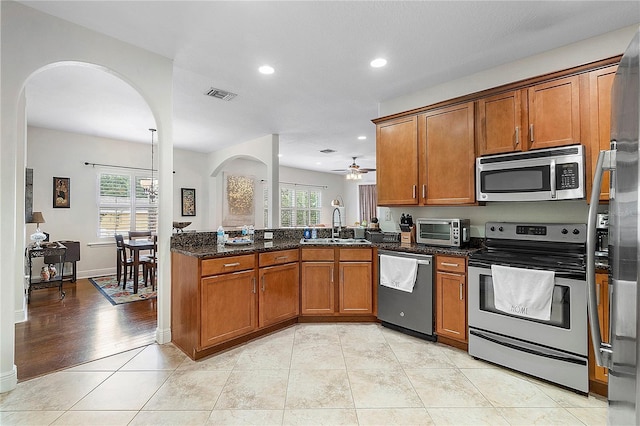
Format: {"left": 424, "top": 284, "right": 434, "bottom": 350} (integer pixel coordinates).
{"left": 140, "top": 128, "right": 158, "bottom": 202}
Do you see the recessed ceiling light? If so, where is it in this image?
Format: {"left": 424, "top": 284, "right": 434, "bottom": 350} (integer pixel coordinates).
{"left": 358, "top": 136, "right": 367, "bottom": 140}
{"left": 370, "top": 58, "right": 387, "bottom": 68}
{"left": 316, "top": 162, "right": 321, "bottom": 165}
{"left": 277, "top": 154, "right": 283, "bottom": 157}
{"left": 259, "top": 65, "right": 275, "bottom": 75}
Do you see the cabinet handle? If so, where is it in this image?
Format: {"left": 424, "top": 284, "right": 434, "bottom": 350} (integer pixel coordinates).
{"left": 341, "top": 269, "right": 344, "bottom": 284}
{"left": 596, "top": 283, "right": 601, "bottom": 307}
{"left": 441, "top": 262, "right": 459, "bottom": 267}
{"left": 515, "top": 126, "right": 520, "bottom": 146}
{"left": 422, "top": 184, "right": 426, "bottom": 199}
{"left": 224, "top": 262, "right": 240, "bottom": 267}
{"left": 261, "top": 275, "right": 265, "bottom": 292}
{"left": 412, "top": 185, "right": 417, "bottom": 199}
{"left": 529, "top": 124, "right": 534, "bottom": 143}
{"left": 459, "top": 283, "right": 464, "bottom": 300}
{"left": 276, "top": 256, "right": 288, "bottom": 260}
{"left": 252, "top": 277, "right": 256, "bottom": 294}
{"left": 330, "top": 267, "right": 334, "bottom": 283}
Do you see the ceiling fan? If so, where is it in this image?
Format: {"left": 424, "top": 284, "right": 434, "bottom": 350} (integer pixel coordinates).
{"left": 332, "top": 157, "right": 376, "bottom": 174}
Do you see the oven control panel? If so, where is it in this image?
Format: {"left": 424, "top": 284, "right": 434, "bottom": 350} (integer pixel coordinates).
{"left": 486, "top": 222, "right": 586, "bottom": 243}
{"left": 516, "top": 225, "right": 547, "bottom": 236}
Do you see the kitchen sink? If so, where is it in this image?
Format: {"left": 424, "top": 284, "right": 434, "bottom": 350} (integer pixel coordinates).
{"left": 299, "top": 237, "right": 371, "bottom": 245}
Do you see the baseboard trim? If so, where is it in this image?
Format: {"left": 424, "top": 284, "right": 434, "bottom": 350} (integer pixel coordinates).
{"left": 156, "top": 327, "right": 171, "bottom": 344}
{"left": 0, "top": 365, "right": 18, "bottom": 394}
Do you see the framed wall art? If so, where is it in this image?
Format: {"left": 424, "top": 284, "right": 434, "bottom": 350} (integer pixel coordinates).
{"left": 181, "top": 188, "right": 196, "bottom": 216}
{"left": 222, "top": 173, "right": 255, "bottom": 227}
{"left": 53, "top": 177, "right": 70, "bottom": 208}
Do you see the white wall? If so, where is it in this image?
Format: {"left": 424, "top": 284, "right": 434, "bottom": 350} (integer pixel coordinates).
{"left": 375, "top": 25, "right": 638, "bottom": 235}
{"left": 27, "top": 126, "right": 207, "bottom": 277}
{"left": 2, "top": 1, "right": 175, "bottom": 393}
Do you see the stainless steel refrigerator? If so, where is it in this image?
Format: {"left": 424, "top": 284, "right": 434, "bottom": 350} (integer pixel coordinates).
{"left": 588, "top": 28, "right": 640, "bottom": 425}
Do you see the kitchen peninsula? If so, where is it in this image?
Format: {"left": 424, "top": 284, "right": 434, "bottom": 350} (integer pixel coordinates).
{"left": 171, "top": 228, "right": 480, "bottom": 360}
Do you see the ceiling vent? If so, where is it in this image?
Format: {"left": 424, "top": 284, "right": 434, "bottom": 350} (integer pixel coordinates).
{"left": 320, "top": 149, "right": 336, "bottom": 154}
{"left": 205, "top": 88, "right": 237, "bottom": 101}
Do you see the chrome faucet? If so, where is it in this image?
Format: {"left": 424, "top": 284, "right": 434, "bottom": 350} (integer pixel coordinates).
{"left": 332, "top": 207, "right": 342, "bottom": 238}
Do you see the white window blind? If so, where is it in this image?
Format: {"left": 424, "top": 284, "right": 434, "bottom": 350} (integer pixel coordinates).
{"left": 98, "top": 172, "right": 157, "bottom": 238}
{"left": 279, "top": 185, "right": 321, "bottom": 227}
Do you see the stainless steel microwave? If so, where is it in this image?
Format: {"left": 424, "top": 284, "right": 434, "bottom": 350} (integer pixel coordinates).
{"left": 416, "top": 218, "right": 470, "bottom": 247}
{"left": 476, "top": 145, "right": 585, "bottom": 202}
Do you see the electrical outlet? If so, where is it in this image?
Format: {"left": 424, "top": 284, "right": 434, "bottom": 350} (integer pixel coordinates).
{"left": 264, "top": 231, "right": 273, "bottom": 240}
{"left": 385, "top": 211, "right": 391, "bottom": 221}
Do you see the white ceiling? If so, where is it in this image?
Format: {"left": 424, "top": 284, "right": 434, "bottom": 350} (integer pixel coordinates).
{"left": 20, "top": 1, "right": 640, "bottom": 175}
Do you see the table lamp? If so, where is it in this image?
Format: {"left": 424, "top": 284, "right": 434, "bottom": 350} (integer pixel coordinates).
{"left": 30, "top": 211, "right": 46, "bottom": 248}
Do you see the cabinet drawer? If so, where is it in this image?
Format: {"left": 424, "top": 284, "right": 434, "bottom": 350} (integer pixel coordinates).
{"left": 339, "top": 248, "right": 372, "bottom": 262}
{"left": 301, "top": 248, "right": 335, "bottom": 261}
{"left": 259, "top": 249, "right": 299, "bottom": 267}
{"left": 201, "top": 254, "right": 255, "bottom": 277}
{"left": 436, "top": 255, "right": 466, "bottom": 273}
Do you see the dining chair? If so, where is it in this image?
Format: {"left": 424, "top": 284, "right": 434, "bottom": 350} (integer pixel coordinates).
{"left": 115, "top": 234, "right": 134, "bottom": 288}
{"left": 141, "top": 235, "right": 157, "bottom": 291}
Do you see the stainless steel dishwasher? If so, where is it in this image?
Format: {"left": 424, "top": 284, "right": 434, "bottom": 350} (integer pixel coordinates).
{"left": 377, "top": 250, "right": 435, "bottom": 339}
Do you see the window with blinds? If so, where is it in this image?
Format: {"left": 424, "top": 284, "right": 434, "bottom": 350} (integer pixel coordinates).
{"left": 279, "top": 185, "right": 321, "bottom": 227}
{"left": 98, "top": 172, "right": 157, "bottom": 238}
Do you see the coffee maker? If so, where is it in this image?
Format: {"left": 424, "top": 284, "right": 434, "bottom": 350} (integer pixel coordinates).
{"left": 595, "top": 213, "right": 609, "bottom": 265}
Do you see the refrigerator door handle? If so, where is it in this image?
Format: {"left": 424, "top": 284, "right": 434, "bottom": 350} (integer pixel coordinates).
{"left": 587, "top": 149, "right": 615, "bottom": 369}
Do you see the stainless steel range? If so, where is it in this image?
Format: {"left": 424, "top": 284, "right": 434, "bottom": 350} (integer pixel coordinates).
{"left": 468, "top": 222, "right": 588, "bottom": 393}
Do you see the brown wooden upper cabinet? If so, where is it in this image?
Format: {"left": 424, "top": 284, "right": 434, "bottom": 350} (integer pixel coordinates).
{"left": 419, "top": 102, "right": 476, "bottom": 205}
{"left": 376, "top": 116, "right": 419, "bottom": 206}
{"left": 476, "top": 90, "right": 526, "bottom": 155}
{"left": 527, "top": 75, "right": 581, "bottom": 150}
{"left": 477, "top": 75, "right": 580, "bottom": 155}
{"left": 586, "top": 65, "right": 617, "bottom": 203}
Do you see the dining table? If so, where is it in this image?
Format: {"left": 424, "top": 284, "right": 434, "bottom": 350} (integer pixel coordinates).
{"left": 123, "top": 238, "right": 155, "bottom": 294}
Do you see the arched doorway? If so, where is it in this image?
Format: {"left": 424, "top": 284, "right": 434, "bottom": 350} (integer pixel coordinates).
{"left": 16, "top": 63, "right": 160, "bottom": 380}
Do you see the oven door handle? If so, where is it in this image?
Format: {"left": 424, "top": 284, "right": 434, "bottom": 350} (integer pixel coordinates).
{"left": 587, "top": 150, "right": 615, "bottom": 369}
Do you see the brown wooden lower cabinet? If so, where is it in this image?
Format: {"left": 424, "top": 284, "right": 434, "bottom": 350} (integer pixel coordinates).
{"left": 172, "top": 246, "right": 377, "bottom": 359}
{"left": 339, "top": 261, "right": 372, "bottom": 314}
{"left": 301, "top": 261, "right": 335, "bottom": 314}
{"left": 258, "top": 262, "right": 299, "bottom": 327}
{"left": 590, "top": 271, "right": 609, "bottom": 395}
{"left": 435, "top": 255, "right": 467, "bottom": 344}
{"left": 201, "top": 269, "right": 257, "bottom": 347}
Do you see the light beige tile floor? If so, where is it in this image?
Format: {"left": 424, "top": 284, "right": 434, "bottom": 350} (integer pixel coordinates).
{"left": 0, "top": 323, "right": 607, "bottom": 425}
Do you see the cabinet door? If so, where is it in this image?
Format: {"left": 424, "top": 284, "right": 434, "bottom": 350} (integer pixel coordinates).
{"left": 422, "top": 102, "right": 476, "bottom": 205}
{"left": 477, "top": 90, "right": 526, "bottom": 155}
{"left": 594, "top": 273, "right": 610, "bottom": 383}
{"left": 301, "top": 262, "right": 334, "bottom": 315}
{"left": 527, "top": 75, "right": 580, "bottom": 149}
{"left": 259, "top": 262, "right": 300, "bottom": 327}
{"left": 436, "top": 271, "right": 467, "bottom": 342}
{"left": 376, "top": 116, "right": 419, "bottom": 205}
{"left": 201, "top": 270, "right": 257, "bottom": 348}
{"left": 587, "top": 65, "right": 617, "bottom": 203}
{"left": 339, "top": 262, "right": 372, "bottom": 314}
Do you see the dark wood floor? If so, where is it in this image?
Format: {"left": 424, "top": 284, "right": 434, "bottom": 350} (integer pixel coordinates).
{"left": 15, "top": 278, "right": 157, "bottom": 382}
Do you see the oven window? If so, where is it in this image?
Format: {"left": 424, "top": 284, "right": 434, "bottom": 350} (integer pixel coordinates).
{"left": 481, "top": 165, "right": 550, "bottom": 193}
{"left": 478, "top": 274, "right": 570, "bottom": 329}
{"left": 419, "top": 224, "right": 451, "bottom": 241}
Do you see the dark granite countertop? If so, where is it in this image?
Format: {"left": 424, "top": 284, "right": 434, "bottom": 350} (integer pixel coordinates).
{"left": 171, "top": 239, "right": 303, "bottom": 259}
{"left": 171, "top": 232, "right": 482, "bottom": 259}
{"left": 376, "top": 242, "right": 482, "bottom": 257}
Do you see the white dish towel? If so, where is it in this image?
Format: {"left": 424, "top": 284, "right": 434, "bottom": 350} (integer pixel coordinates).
{"left": 491, "top": 264, "right": 555, "bottom": 321}
{"left": 380, "top": 254, "right": 419, "bottom": 293}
